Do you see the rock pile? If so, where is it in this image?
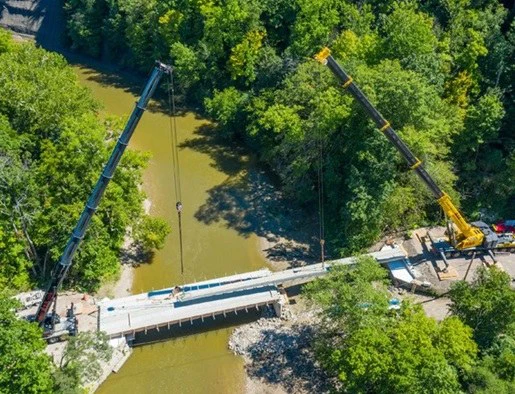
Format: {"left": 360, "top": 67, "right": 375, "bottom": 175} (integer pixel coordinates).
{"left": 229, "top": 316, "right": 283, "bottom": 359}
{"left": 229, "top": 306, "right": 330, "bottom": 393}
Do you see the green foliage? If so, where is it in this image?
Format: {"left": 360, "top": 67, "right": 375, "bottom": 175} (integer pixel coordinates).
{"left": 0, "top": 116, "right": 34, "bottom": 289}
{"left": 170, "top": 42, "right": 204, "bottom": 94}
{"left": 229, "top": 30, "right": 265, "bottom": 82}
{"left": 54, "top": 331, "right": 112, "bottom": 392}
{"left": 0, "top": 41, "right": 169, "bottom": 291}
{"left": 0, "top": 293, "right": 54, "bottom": 393}
{"left": 133, "top": 216, "right": 170, "bottom": 253}
{"left": 0, "top": 28, "right": 13, "bottom": 54}
{"left": 449, "top": 267, "right": 515, "bottom": 350}
{"left": 463, "top": 364, "right": 515, "bottom": 394}
{"left": 204, "top": 87, "right": 249, "bottom": 138}
{"left": 481, "top": 325, "right": 515, "bottom": 382}
{"left": 453, "top": 90, "right": 507, "bottom": 214}
{"left": 63, "top": 0, "right": 515, "bottom": 249}
{"left": 304, "top": 257, "right": 478, "bottom": 393}
{"left": 304, "top": 256, "right": 390, "bottom": 329}
{"left": 381, "top": 1, "right": 449, "bottom": 84}
{"left": 65, "top": 0, "right": 105, "bottom": 57}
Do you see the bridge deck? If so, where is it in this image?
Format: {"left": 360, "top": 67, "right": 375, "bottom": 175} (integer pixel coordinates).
{"left": 99, "top": 285, "right": 281, "bottom": 338}
{"left": 98, "top": 247, "right": 407, "bottom": 338}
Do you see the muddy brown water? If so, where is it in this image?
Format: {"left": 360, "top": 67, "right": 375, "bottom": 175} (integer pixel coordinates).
{"left": 75, "top": 66, "right": 269, "bottom": 393}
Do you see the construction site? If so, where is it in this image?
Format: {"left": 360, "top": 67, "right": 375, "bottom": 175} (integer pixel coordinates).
{"left": 1, "top": 0, "right": 513, "bottom": 386}
{"left": 13, "top": 222, "right": 514, "bottom": 390}
{"left": 6, "top": 47, "right": 512, "bottom": 392}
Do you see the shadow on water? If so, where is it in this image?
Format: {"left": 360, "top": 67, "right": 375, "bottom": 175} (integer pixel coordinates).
{"left": 34, "top": 0, "right": 64, "bottom": 52}
{"left": 132, "top": 307, "right": 262, "bottom": 346}
{"left": 182, "top": 124, "right": 321, "bottom": 265}
{"left": 75, "top": 66, "right": 189, "bottom": 115}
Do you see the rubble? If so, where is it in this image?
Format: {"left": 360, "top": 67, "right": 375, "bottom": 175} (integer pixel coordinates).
{"left": 229, "top": 305, "right": 331, "bottom": 393}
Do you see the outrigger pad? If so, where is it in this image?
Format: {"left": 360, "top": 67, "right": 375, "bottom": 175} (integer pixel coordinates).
{"left": 437, "top": 266, "right": 458, "bottom": 280}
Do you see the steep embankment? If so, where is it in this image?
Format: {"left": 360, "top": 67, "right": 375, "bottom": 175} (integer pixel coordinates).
{"left": 0, "top": 0, "right": 64, "bottom": 50}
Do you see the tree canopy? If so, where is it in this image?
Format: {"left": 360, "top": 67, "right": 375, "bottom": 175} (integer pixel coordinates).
{"left": 449, "top": 267, "right": 515, "bottom": 393}
{"left": 53, "top": 331, "right": 112, "bottom": 393}
{"left": 449, "top": 266, "right": 515, "bottom": 350}
{"left": 0, "top": 292, "right": 54, "bottom": 393}
{"left": 304, "top": 257, "right": 515, "bottom": 393}
{"left": 304, "top": 256, "right": 478, "bottom": 393}
{"left": 63, "top": 0, "right": 515, "bottom": 253}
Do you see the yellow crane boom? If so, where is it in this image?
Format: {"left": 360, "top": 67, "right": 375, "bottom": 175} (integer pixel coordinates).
{"left": 315, "top": 47, "right": 484, "bottom": 250}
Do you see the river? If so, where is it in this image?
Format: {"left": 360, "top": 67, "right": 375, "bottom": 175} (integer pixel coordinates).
{"left": 74, "top": 66, "right": 269, "bottom": 393}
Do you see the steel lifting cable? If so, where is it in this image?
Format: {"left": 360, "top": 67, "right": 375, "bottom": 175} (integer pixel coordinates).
{"left": 316, "top": 68, "right": 326, "bottom": 269}
{"left": 167, "top": 71, "right": 184, "bottom": 275}
{"left": 318, "top": 133, "right": 326, "bottom": 268}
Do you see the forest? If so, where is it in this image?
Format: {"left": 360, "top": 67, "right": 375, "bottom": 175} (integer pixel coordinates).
{"left": 64, "top": 0, "right": 515, "bottom": 253}
{"left": 0, "top": 29, "right": 168, "bottom": 293}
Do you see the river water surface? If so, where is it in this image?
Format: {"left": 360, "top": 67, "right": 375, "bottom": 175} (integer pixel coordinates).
{"left": 75, "top": 66, "right": 269, "bottom": 393}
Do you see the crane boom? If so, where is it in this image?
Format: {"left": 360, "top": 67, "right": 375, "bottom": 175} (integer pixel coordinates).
{"left": 35, "top": 62, "right": 171, "bottom": 324}
{"left": 315, "top": 48, "right": 484, "bottom": 250}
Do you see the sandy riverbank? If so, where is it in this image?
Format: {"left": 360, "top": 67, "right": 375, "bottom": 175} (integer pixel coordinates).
{"left": 96, "top": 197, "right": 152, "bottom": 299}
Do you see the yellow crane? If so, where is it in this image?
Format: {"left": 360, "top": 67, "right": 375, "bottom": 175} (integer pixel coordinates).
{"left": 315, "top": 47, "right": 490, "bottom": 250}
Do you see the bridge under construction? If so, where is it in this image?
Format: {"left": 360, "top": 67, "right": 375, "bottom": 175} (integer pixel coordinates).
{"left": 98, "top": 247, "right": 408, "bottom": 341}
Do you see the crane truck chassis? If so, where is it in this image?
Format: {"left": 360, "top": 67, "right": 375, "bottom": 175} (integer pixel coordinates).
{"left": 31, "top": 61, "right": 171, "bottom": 342}
{"left": 315, "top": 48, "right": 514, "bottom": 256}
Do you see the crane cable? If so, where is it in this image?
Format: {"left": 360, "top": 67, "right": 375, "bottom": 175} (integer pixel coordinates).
{"left": 316, "top": 68, "right": 326, "bottom": 269}
{"left": 167, "top": 70, "right": 184, "bottom": 274}
{"left": 317, "top": 134, "right": 325, "bottom": 269}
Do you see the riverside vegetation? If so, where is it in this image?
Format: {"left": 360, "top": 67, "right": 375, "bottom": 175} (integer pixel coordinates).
{"left": 229, "top": 257, "right": 515, "bottom": 393}
{"left": 0, "top": 30, "right": 169, "bottom": 293}
{"left": 304, "top": 257, "right": 515, "bottom": 393}
{"left": 1, "top": 0, "right": 515, "bottom": 392}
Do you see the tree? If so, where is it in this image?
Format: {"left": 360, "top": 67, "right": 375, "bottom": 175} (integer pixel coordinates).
{"left": 64, "top": 0, "right": 106, "bottom": 57}
{"left": 204, "top": 87, "right": 249, "bottom": 138}
{"left": 381, "top": 1, "right": 449, "bottom": 86}
{"left": 0, "top": 28, "right": 13, "bottom": 54}
{"left": 229, "top": 30, "right": 265, "bottom": 83}
{"left": 453, "top": 90, "right": 506, "bottom": 215}
{"left": 54, "top": 331, "right": 112, "bottom": 393}
{"left": 170, "top": 42, "right": 205, "bottom": 95}
{"left": 133, "top": 215, "right": 170, "bottom": 253}
{"left": 304, "top": 257, "right": 478, "bottom": 393}
{"left": 480, "top": 325, "right": 515, "bottom": 382}
{"left": 449, "top": 267, "right": 515, "bottom": 350}
{"left": 0, "top": 292, "right": 54, "bottom": 393}
{"left": 0, "top": 115, "right": 34, "bottom": 290}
